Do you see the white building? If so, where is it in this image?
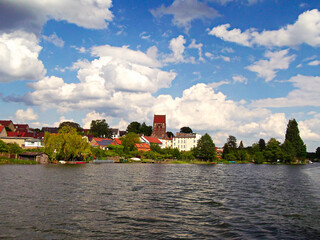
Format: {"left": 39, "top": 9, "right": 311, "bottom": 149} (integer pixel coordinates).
{"left": 172, "top": 133, "right": 201, "bottom": 151}
{"left": 159, "top": 138, "right": 173, "bottom": 149}
{"left": 24, "top": 138, "right": 44, "bottom": 148}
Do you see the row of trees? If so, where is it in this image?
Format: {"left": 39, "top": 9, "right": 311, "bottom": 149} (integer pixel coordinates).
{"left": 222, "top": 119, "right": 308, "bottom": 163}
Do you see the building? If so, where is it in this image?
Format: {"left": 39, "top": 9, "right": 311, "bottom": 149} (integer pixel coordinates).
{"left": 24, "top": 138, "right": 44, "bottom": 149}
{"left": 173, "top": 132, "right": 201, "bottom": 151}
{"left": 0, "top": 125, "right": 7, "bottom": 137}
{"left": 0, "top": 120, "right": 15, "bottom": 132}
{"left": 151, "top": 115, "right": 169, "bottom": 139}
{"left": 135, "top": 143, "right": 150, "bottom": 152}
{"left": 140, "top": 136, "right": 162, "bottom": 146}
{"left": 19, "top": 152, "right": 49, "bottom": 164}
{"left": 90, "top": 137, "right": 114, "bottom": 150}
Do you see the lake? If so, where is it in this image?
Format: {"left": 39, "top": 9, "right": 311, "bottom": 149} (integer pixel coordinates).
{"left": 0, "top": 163, "right": 319, "bottom": 239}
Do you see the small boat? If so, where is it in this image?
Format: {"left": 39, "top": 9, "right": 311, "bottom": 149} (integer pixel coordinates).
{"left": 75, "top": 161, "right": 86, "bottom": 164}
{"left": 59, "top": 160, "right": 66, "bottom": 164}
{"left": 130, "top": 157, "right": 141, "bottom": 162}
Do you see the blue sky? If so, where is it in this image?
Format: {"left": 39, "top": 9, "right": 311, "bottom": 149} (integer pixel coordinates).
{"left": 1, "top": 0, "right": 320, "bottom": 151}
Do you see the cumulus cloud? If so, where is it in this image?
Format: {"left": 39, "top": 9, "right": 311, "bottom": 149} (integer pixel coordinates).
{"left": 20, "top": 45, "right": 176, "bottom": 116}
{"left": 163, "top": 35, "right": 190, "bottom": 63}
{"left": 189, "top": 39, "right": 204, "bottom": 62}
{"left": 0, "top": 0, "right": 114, "bottom": 34}
{"left": 15, "top": 108, "right": 38, "bottom": 122}
{"left": 42, "top": 33, "right": 65, "bottom": 48}
{"left": 0, "top": 31, "right": 46, "bottom": 82}
{"left": 151, "top": 0, "right": 220, "bottom": 32}
{"left": 308, "top": 60, "right": 320, "bottom": 66}
{"left": 209, "top": 9, "right": 320, "bottom": 48}
{"left": 246, "top": 49, "right": 296, "bottom": 82}
{"left": 232, "top": 74, "right": 248, "bottom": 84}
{"left": 251, "top": 75, "right": 320, "bottom": 108}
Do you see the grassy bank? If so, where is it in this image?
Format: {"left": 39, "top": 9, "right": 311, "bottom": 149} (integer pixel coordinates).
{"left": 0, "top": 158, "right": 38, "bottom": 165}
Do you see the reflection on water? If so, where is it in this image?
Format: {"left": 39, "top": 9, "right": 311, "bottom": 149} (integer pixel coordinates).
{"left": 0, "top": 163, "right": 319, "bottom": 239}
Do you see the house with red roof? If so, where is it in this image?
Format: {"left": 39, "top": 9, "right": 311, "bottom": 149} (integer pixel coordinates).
{"left": 90, "top": 137, "right": 114, "bottom": 150}
{"left": 0, "top": 125, "right": 7, "bottom": 137}
{"left": 0, "top": 120, "right": 15, "bottom": 132}
{"left": 141, "top": 136, "right": 162, "bottom": 145}
{"left": 135, "top": 143, "right": 150, "bottom": 152}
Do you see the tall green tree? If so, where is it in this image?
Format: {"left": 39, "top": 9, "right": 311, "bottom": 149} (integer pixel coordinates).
{"left": 90, "top": 119, "right": 112, "bottom": 138}
{"left": 284, "top": 119, "right": 306, "bottom": 160}
{"left": 222, "top": 143, "right": 230, "bottom": 159}
{"left": 45, "top": 126, "right": 91, "bottom": 161}
{"left": 140, "top": 122, "right": 152, "bottom": 136}
{"left": 59, "top": 121, "right": 83, "bottom": 132}
{"left": 126, "top": 121, "right": 141, "bottom": 134}
{"left": 258, "top": 139, "right": 266, "bottom": 151}
{"left": 120, "top": 132, "right": 140, "bottom": 153}
{"left": 264, "top": 138, "right": 282, "bottom": 163}
{"left": 180, "top": 126, "right": 193, "bottom": 133}
{"left": 316, "top": 147, "right": 320, "bottom": 160}
{"left": 194, "top": 133, "right": 216, "bottom": 161}
{"left": 227, "top": 135, "right": 237, "bottom": 151}
{"left": 167, "top": 131, "right": 174, "bottom": 139}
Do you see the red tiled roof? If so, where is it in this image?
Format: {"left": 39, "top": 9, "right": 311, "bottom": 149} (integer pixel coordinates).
{"left": 0, "top": 125, "right": 4, "bottom": 132}
{"left": 114, "top": 138, "right": 122, "bottom": 145}
{"left": 153, "top": 115, "right": 165, "bottom": 124}
{"left": 7, "top": 131, "right": 20, "bottom": 137}
{"left": 135, "top": 143, "right": 150, "bottom": 152}
{"left": 143, "top": 136, "right": 162, "bottom": 144}
{"left": 0, "top": 120, "right": 13, "bottom": 126}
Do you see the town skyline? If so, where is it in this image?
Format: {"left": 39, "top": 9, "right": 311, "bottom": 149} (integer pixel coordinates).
{"left": 1, "top": 0, "right": 320, "bottom": 151}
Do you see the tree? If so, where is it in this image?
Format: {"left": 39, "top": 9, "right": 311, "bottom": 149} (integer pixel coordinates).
{"left": 45, "top": 126, "right": 91, "bottom": 161}
{"left": 90, "top": 119, "right": 112, "bottom": 138}
{"left": 227, "top": 135, "right": 237, "bottom": 151}
{"left": 222, "top": 143, "right": 230, "bottom": 159}
{"left": 0, "top": 139, "right": 8, "bottom": 152}
{"left": 7, "top": 143, "right": 23, "bottom": 154}
{"left": 316, "top": 147, "right": 320, "bottom": 160}
{"left": 120, "top": 132, "right": 140, "bottom": 153}
{"left": 194, "top": 133, "right": 216, "bottom": 161}
{"left": 258, "top": 139, "right": 266, "bottom": 151}
{"left": 238, "top": 140, "right": 244, "bottom": 149}
{"left": 167, "top": 131, "right": 174, "bottom": 139}
{"left": 264, "top": 138, "right": 282, "bottom": 163}
{"left": 140, "top": 122, "right": 152, "bottom": 136}
{"left": 126, "top": 121, "right": 141, "bottom": 134}
{"left": 180, "top": 126, "right": 193, "bottom": 134}
{"left": 281, "top": 140, "right": 295, "bottom": 163}
{"left": 284, "top": 119, "right": 306, "bottom": 160}
{"left": 59, "top": 121, "right": 83, "bottom": 132}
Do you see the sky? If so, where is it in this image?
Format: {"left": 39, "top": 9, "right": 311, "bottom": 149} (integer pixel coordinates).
{"left": 0, "top": 0, "right": 320, "bottom": 151}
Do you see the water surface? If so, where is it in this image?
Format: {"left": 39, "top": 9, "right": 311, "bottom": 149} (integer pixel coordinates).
{"left": 0, "top": 163, "right": 319, "bottom": 239}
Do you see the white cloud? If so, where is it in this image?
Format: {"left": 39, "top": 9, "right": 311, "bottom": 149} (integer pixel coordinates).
{"left": 299, "top": 119, "right": 320, "bottom": 142}
{"left": 308, "top": 60, "right": 320, "bottom": 66}
{"left": 251, "top": 75, "right": 320, "bottom": 108}
{"left": 151, "top": 0, "right": 220, "bottom": 32}
{"left": 205, "top": 52, "right": 231, "bottom": 62}
{"left": 209, "top": 9, "right": 320, "bottom": 48}
{"left": 23, "top": 45, "right": 176, "bottom": 115}
{"left": 208, "top": 80, "right": 230, "bottom": 88}
{"left": 232, "top": 74, "right": 248, "bottom": 84}
{"left": 189, "top": 39, "right": 204, "bottom": 62}
{"left": 246, "top": 49, "right": 296, "bottom": 82}
{"left": 42, "top": 32, "right": 64, "bottom": 48}
{"left": 163, "top": 35, "right": 192, "bottom": 63}
{"left": 0, "top": 31, "right": 46, "bottom": 82}
{"left": 15, "top": 108, "right": 38, "bottom": 123}
{"left": 0, "top": 0, "right": 114, "bottom": 34}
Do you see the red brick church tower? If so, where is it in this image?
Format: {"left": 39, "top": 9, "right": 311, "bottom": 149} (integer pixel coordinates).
{"left": 151, "top": 114, "right": 169, "bottom": 139}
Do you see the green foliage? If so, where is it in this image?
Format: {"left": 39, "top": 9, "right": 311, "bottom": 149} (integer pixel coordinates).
{"left": 7, "top": 143, "right": 23, "bottom": 154}
{"left": 150, "top": 143, "right": 162, "bottom": 153}
{"left": 90, "top": 119, "right": 112, "bottom": 138}
{"left": 181, "top": 151, "right": 194, "bottom": 161}
{"left": 227, "top": 135, "right": 237, "bottom": 150}
{"left": 167, "top": 131, "right": 174, "bottom": 138}
{"left": 44, "top": 126, "right": 91, "bottom": 161}
{"left": 253, "top": 152, "right": 264, "bottom": 164}
{"left": 59, "top": 121, "right": 83, "bottom": 132}
{"left": 222, "top": 143, "right": 230, "bottom": 159}
{"left": 281, "top": 140, "right": 295, "bottom": 163}
{"left": 0, "top": 157, "right": 38, "bottom": 165}
{"left": 140, "top": 122, "right": 152, "bottom": 136}
{"left": 238, "top": 141, "right": 244, "bottom": 149}
{"left": 0, "top": 139, "right": 8, "bottom": 152}
{"left": 126, "top": 121, "right": 152, "bottom": 135}
{"left": 258, "top": 139, "right": 266, "bottom": 151}
{"left": 121, "top": 132, "right": 140, "bottom": 153}
{"left": 264, "top": 138, "right": 282, "bottom": 163}
{"left": 194, "top": 133, "right": 216, "bottom": 161}
{"left": 180, "top": 126, "right": 193, "bottom": 133}
{"left": 224, "top": 153, "right": 237, "bottom": 161}
{"left": 316, "top": 147, "right": 320, "bottom": 160}
{"left": 284, "top": 119, "right": 306, "bottom": 160}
